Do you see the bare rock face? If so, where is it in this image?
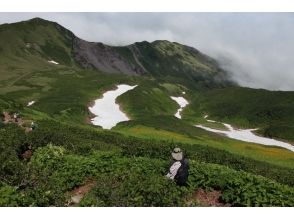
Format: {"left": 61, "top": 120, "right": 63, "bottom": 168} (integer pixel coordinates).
{"left": 73, "top": 38, "right": 146, "bottom": 75}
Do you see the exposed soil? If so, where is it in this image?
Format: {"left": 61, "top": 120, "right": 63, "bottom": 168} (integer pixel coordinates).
{"left": 193, "top": 188, "right": 231, "bottom": 207}
{"left": 3, "top": 111, "right": 14, "bottom": 124}
{"left": 73, "top": 180, "right": 96, "bottom": 195}
{"left": 22, "top": 149, "right": 33, "bottom": 160}
{"left": 85, "top": 116, "right": 93, "bottom": 125}
{"left": 67, "top": 179, "right": 96, "bottom": 206}
{"left": 2, "top": 111, "right": 32, "bottom": 133}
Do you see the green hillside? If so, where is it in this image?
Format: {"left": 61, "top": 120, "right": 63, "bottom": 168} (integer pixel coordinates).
{"left": 183, "top": 86, "right": 294, "bottom": 142}
{"left": 1, "top": 119, "right": 294, "bottom": 207}
{"left": 1, "top": 17, "right": 294, "bottom": 207}
{"left": 115, "top": 40, "right": 233, "bottom": 89}
{"left": 116, "top": 81, "right": 179, "bottom": 119}
{"left": 0, "top": 18, "right": 75, "bottom": 75}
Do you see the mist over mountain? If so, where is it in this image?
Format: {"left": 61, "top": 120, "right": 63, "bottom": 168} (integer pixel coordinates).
{"left": 0, "top": 13, "right": 293, "bottom": 90}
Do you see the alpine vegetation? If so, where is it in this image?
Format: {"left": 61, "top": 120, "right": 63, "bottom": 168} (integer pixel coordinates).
{"left": 0, "top": 16, "right": 294, "bottom": 207}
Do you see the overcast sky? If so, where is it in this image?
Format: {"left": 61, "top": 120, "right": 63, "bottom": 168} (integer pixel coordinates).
{"left": 0, "top": 13, "right": 294, "bottom": 91}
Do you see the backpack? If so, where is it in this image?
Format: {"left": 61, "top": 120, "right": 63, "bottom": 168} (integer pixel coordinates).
{"left": 174, "top": 158, "right": 189, "bottom": 185}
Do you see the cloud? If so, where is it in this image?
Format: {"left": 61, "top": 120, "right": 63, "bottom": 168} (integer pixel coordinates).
{"left": 0, "top": 13, "right": 294, "bottom": 91}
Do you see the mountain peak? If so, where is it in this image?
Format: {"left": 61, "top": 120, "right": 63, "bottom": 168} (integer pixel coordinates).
{"left": 28, "top": 17, "right": 47, "bottom": 21}
{"left": 0, "top": 17, "right": 233, "bottom": 88}
{"left": 27, "top": 17, "right": 56, "bottom": 24}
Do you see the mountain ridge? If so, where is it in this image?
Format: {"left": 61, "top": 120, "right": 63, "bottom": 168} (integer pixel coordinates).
{"left": 0, "top": 17, "right": 234, "bottom": 89}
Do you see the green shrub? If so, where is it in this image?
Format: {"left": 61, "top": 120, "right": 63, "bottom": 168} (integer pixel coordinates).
{"left": 0, "top": 184, "right": 20, "bottom": 206}
{"left": 25, "top": 120, "right": 294, "bottom": 186}
{"left": 0, "top": 124, "right": 27, "bottom": 184}
{"left": 188, "top": 161, "right": 294, "bottom": 207}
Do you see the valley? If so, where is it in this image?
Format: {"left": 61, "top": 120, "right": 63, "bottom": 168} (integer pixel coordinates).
{"left": 1, "top": 17, "right": 294, "bottom": 207}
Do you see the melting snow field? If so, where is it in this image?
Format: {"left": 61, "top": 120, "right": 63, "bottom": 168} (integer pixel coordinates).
{"left": 48, "top": 60, "right": 59, "bottom": 65}
{"left": 89, "top": 84, "right": 137, "bottom": 129}
{"left": 196, "top": 116, "right": 294, "bottom": 152}
{"left": 170, "top": 96, "right": 189, "bottom": 119}
{"left": 27, "top": 101, "right": 35, "bottom": 107}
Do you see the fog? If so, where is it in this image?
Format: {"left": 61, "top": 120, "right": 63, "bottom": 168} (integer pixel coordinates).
{"left": 0, "top": 13, "right": 294, "bottom": 91}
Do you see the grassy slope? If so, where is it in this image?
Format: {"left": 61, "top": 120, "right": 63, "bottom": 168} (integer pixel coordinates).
{"left": 2, "top": 144, "right": 294, "bottom": 207}
{"left": 0, "top": 18, "right": 75, "bottom": 78}
{"left": 116, "top": 80, "right": 179, "bottom": 119}
{"left": 1, "top": 65, "right": 293, "bottom": 170}
{"left": 183, "top": 86, "right": 294, "bottom": 142}
{"left": 0, "top": 18, "right": 78, "bottom": 105}
{"left": 2, "top": 122, "right": 294, "bottom": 207}
{"left": 114, "top": 117, "right": 294, "bottom": 169}
{"left": 113, "top": 40, "right": 234, "bottom": 90}
{"left": 1, "top": 68, "right": 136, "bottom": 121}
{"left": 29, "top": 70, "right": 137, "bottom": 123}
{"left": 114, "top": 83, "right": 294, "bottom": 169}
{"left": 1, "top": 17, "right": 294, "bottom": 206}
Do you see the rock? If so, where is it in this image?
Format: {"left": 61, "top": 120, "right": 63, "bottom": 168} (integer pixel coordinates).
{"left": 71, "top": 195, "right": 83, "bottom": 204}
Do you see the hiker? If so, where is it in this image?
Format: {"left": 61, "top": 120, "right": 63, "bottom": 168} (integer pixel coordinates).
{"left": 31, "top": 121, "right": 36, "bottom": 131}
{"left": 13, "top": 113, "right": 18, "bottom": 123}
{"left": 166, "top": 147, "right": 189, "bottom": 186}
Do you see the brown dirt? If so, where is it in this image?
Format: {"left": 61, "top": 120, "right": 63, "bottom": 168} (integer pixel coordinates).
{"left": 2, "top": 111, "right": 32, "bottom": 133}
{"left": 24, "top": 127, "right": 32, "bottom": 133}
{"left": 3, "top": 111, "right": 12, "bottom": 124}
{"left": 193, "top": 188, "right": 231, "bottom": 207}
{"left": 66, "top": 179, "right": 96, "bottom": 206}
{"left": 22, "top": 149, "right": 32, "bottom": 160}
{"left": 85, "top": 116, "right": 92, "bottom": 125}
{"left": 73, "top": 179, "right": 96, "bottom": 196}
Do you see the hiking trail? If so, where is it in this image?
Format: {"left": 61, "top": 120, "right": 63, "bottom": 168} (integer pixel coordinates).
{"left": 67, "top": 179, "right": 96, "bottom": 206}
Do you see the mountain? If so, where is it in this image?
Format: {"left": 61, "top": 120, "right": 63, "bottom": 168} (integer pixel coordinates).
{"left": 1, "top": 17, "right": 294, "bottom": 207}
{"left": 0, "top": 17, "right": 233, "bottom": 89}
{"left": 0, "top": 18, "right": 75, "bottom": 67}
{"left": 1, "top": 17, "right": 293, "bottom": 144}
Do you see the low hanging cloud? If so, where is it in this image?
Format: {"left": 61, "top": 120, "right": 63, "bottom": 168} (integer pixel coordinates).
{"left": 0, "top": 13, "right": 294, "bottom": 91}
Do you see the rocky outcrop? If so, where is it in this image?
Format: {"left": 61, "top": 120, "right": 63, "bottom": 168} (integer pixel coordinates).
{"left": 73, "top": 38, "right": 146, "bottom": 75}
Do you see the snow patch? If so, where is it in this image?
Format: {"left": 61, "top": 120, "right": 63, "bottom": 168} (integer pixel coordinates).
{"left": 89, "top": 84, "right": 137, "bottom": 129}
{"left": 196, "top": 116, "right": 294, "bottom": 152}
{"left": 27, "top": 101, "right": 35, "bottom": 107}
{"left": 171, "top": 96, "right": 189, "bottom": 119}
{"left": 48, "top": 60, "right": 59, "bottom": 65}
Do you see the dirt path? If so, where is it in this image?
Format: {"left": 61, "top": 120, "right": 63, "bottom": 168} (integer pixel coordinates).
{"left": 7, "top": 72, "right": 34, "bottom": 87}
{"left": 192, "top": 188, "right": 231, "bottom": 207}
{"left": 67, "top": 179, "right": 96, "bottom": 206}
